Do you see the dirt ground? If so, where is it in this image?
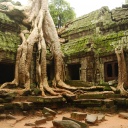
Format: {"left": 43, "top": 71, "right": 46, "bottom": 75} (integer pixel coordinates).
{"left": 0, "top": 109, "right": 128, "bottom": 128}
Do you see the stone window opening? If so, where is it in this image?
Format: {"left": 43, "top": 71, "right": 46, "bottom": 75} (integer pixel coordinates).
{"left": 104, "top": 61, "right": 118, "bottom": 81}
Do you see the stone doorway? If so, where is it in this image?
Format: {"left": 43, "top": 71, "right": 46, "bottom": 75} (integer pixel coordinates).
{"left": 67, "top": 64, "right": 81, "bottom": 80}
{"left": 0, "top": 63, "right": 15, "bottom": 84}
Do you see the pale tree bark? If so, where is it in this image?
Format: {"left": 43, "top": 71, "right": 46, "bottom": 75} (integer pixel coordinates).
{"left": 0, "top": 0, "right": 76, "bottom": 96}
{"left": 115, "top": 47, "right": 128, "bottom": 96}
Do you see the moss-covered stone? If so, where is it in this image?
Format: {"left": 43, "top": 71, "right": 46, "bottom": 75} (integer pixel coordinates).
{"left": 73, "top": 99, "right": 103, "bottom": 107}
{"left": 0, "top": 31, "right": 20, "bottom": 53}
{"left": 60, "top": 6, "right": 128, "bottom": 58}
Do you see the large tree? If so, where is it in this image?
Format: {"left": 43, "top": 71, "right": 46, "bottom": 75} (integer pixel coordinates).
{"left": 0, "top": 0, "right": 76, "bottom": 96}
{"left": 111, "top": 38, "right": 128, "bottom": 96}
{"left": 49, "top": 0, "right": 76, "bottom": 28}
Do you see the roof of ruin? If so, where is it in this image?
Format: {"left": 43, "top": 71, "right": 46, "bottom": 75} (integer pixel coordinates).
{"left": 61, "top": 6, "right": 128, "bottom": 58}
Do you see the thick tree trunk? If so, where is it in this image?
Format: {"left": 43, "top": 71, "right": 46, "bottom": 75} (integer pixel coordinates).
{"left": 0, "top": 0, "right": 75, "bottom": 96}
{"left": 115, "top": 48, "right": 128, "bottom": 96}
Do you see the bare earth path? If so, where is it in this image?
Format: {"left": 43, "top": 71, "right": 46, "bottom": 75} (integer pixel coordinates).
{"left": 0, "top": 111, "right": 128, "bottom": 128}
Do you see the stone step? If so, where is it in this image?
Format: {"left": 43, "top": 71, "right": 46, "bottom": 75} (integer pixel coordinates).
{"left": 13, "top": 96, "right": 66, "bottom": 103}
{"left": 73, "top": 99, "right": 104, "bottom": 107}
{"left": 73, "top": 98, "right": 128, "bottom": 110}
{"left": 0, "top": 97, "right": 127, "bottom": 113}
{"left": 77, "top": 91, "right": 121, "bottom": 99}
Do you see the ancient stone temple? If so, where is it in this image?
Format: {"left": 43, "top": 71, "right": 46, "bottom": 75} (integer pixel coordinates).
{"left": 0, "top": 12, "right": 20, "bottom": 84}
{"left": 1, "top": 5, "right": 128, "bottom": 86}
{"left": 59, "top": 6, "right": 128, "bottom": 85}
{"left": 0, "top": 3, "right": 128, "bottom": 114}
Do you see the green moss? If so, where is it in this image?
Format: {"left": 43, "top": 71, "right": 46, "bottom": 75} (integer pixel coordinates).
{"left": 0, "top": 12, "right": 14, "bottom": 23}
{"left": 62, "top": 36, "right": 92, "bottom": 56}
{"left": 62, "top": 30, "right": 127, "bottom": 57}
{"left": 61, "top": 7, "right": 108, "bottom": 37}
{"left": 104, "top": 85, "right": 112, "bottom": 91}
{"left": 0, "top": 31, "right": 20, "bottom": 53}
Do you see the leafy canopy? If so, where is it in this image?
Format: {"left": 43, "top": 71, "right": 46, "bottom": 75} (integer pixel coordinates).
{"left": 49, "top": 0, "right": 76, "bottom": 28}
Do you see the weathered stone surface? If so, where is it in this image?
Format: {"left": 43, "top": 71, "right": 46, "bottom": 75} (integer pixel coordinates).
{"left": 25, "top": 123, "right": 35, "bottom": 126}
{"left": 73, "top": 99, "right": 103, "bottom": 107}
{"left": 113, "top": 98, "right": 126, "bottom": 106}
{"left": 14, "top": 96, "right": 65, "bottom": 104}
{"left": 4, "top": 103, "right": 13, "bottom": 110}
{"left": 53, "top": 120, "right": 81, "bottom": 128}
{"left": 32, "top": 126, "right": 46, "bottom": 128}
{"left": 119, "top": 112, "right": 128, "bottom": 119}
{"left": 125, "top": 99, "right": 128, "bottom": 106}
{"left": 12, "top": 102, "right": 22, "bottom": 110}
{"left": 23, "top": 111, "right": 29, "bottom": 116}
{"left": 22, "top": 102, "right": 33, "bottom": 110}
{"left": 0, "top": 114, "right": 6, "bottom": 119}
{"left": 85, "top": 114, "right": 98, "bottom": 124}
{"left": 35, "top": 117, "right": 46, "bottom": 125}
{"left": 35, "top": 111, "right": 43, "bottom": 117}
{"left": 63, "top": 117, "right": 89, "bottom": 128}
{"left": 0, "top": 90, "right": 10, "bottom": 98}
{"left": 43, "top": 112, "right": 51, "bottom": 117}
{"left": 0, "top": 98, "right": 5, "bottom": 103}
{"left": 0, "top": 104, "right": 4, "bottom": 112}
{"left": 71, "top": 112, "right": 87, "bottom": 121}
{"left": 46, "top": 116, "right": 54, "bottom": 121}
{"left": 104, "top": 99, "right": 114, "bottom": 108}
{"left": 97, "top": 114, "right": 105, "bottom": 121}
{"left": 42, "top": 107, "right": 57, "bottom": 116}
{"left": 77, "top": 91, "right": 120, "bottom": 99}
{"left": 6, "top": 114, "right": 16, "bottom": 119}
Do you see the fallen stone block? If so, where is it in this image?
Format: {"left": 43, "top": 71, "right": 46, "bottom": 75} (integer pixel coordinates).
{"left": 63, "top": 117, "right": 89, "bottom": 128}
{"left": 46, "top": 116, "right": 54, "bottom": 121}
{"left": 42, "top": 107, "right": 57, "bottom": 116}
{"left": 53, "top": 120, "right": 81, "bottom": 128}
{"left": 35, "top": 117, "right": 46, "bottom": 125}
{"left": 119, "top": 112, "right": 128, "bottom": 119}
{"left": 43, "top": 112, "right": 51, "bottom": 117}
{"left": 85, "top": 114, "right": 98, "bottom": 124}
{"left": 97, "top": 114, "right": 105, "bottom": 122}
{"left": 71, "top": 112, "right": 87, "bottom": 121}
{"left": 23, "top": 111, "right": 29, "bottom": 116}
{"left": 25, "top": 122, "right": 35, "bottom": 126}
{"left": 6, "top": 114, "right": 16, "bottom": 119}
{"left": 32, "top": 126, "right": 46, "bottom": 128}
{"left": 0, "top": 114, "right": 6, "bottom": 119}
{"left": 35, "top": 111, "right": 43, "bottom": 117}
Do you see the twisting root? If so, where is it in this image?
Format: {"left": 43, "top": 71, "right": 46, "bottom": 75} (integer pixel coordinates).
{"left": 117, "top": 83, "right": 128, "bottom": 97}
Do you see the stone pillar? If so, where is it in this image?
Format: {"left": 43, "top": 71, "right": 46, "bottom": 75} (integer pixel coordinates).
{"left": 80, "top": 58, "right": 88, "bottom": 82}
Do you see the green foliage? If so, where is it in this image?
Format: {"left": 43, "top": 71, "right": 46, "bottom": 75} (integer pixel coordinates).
{"left": 49, "top": 0, "right": 76, "bottom": 28}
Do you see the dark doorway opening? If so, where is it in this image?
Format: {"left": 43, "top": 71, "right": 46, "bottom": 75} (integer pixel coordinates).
{"left": 0, "top": 63, "right": 14, "bottom": 84}
{"left": 47, "top": 64, "right": 54, "bottom": 81}
{"left": 107, "top": 64, "right": 112, "bottom": 77}
{"left": 104, "top": 61, "right": 118, "bottom": 81}
{"left": 68, "top": 64, "right": 81, "bottom": 80}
